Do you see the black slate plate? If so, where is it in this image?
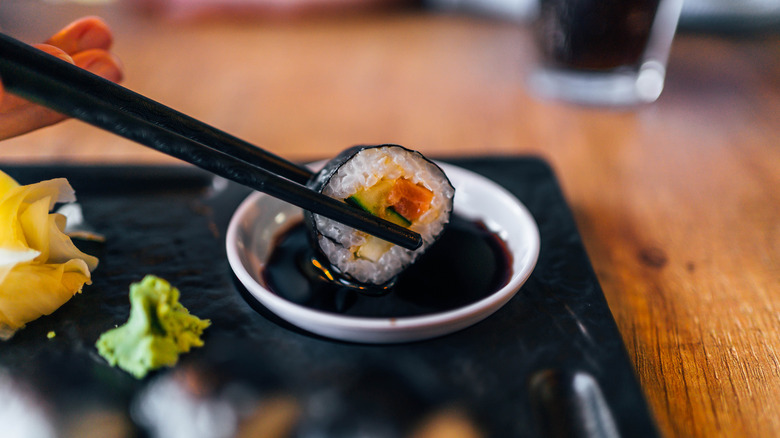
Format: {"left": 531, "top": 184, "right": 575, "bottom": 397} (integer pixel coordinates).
{"left": 0, "top": 157, "right": 658, "bottom": 438}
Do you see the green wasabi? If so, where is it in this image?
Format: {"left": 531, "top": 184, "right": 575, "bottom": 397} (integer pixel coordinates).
{"left": 96, "top": 275, "right": 210, "bottom": 379}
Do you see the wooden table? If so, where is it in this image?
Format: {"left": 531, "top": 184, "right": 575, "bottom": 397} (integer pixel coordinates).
{"left": 2, "top": 2, "right": 778, "bottom": 437}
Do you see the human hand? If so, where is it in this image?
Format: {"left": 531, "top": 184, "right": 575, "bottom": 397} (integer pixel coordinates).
{"left": 0, "top": 17, "right": 123, "bottom": 140}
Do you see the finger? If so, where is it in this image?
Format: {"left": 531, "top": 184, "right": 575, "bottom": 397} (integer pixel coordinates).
{"left": 35, "top": 43, "right": 75, "bottom": 63}
{"left": 0, "top": 100, "right": 67, "bottom": 140}
{"left": 34, "top": 43, "right": 122, "bottom": 84}
{"left": 72, "top": 49, "right": 124, "bottom": 83}
{"left": 45, "top": 16, "right": 113, "bottom": 55}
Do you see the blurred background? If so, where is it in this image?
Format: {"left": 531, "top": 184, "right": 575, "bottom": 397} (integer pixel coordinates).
{"left": 1, "top": 1, "right": 779, "bottom": 438}
{"left": 0, "top": 0, "right": 777, "bottom": 165}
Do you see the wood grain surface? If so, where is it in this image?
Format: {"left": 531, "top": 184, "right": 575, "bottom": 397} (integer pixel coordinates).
{"left": 1, "top": 2, "right": 778, "bottom": 437}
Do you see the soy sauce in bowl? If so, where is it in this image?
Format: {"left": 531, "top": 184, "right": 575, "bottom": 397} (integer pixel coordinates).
{"left": 262, "top": 214, "right": 512, "bottom": 318}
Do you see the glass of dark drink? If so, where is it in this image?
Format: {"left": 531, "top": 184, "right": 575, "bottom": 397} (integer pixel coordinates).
{"left": 529, "top": 0, "right": 683, "bottom": 106}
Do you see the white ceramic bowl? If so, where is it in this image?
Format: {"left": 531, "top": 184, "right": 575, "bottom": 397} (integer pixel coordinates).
{"left": 226, "top": 162, "right": 540, "bottom": 343}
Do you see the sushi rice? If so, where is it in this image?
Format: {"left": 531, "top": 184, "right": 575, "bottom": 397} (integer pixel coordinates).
{"left": 307, "top": 145, "right": 455, "bottom": 285}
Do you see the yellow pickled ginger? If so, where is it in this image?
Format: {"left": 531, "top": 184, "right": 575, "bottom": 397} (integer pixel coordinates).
{"left": 0, "top": 170, "right": 98, "bottom": 340}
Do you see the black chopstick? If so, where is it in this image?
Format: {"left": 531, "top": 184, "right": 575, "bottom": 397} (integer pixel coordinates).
{"left": 0, "top": 33, "right": 422, "bottom": 250}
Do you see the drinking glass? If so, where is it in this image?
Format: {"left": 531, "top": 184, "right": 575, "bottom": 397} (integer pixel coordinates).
{"left": 529, "top": 0, "right": 684, "bottom": 106}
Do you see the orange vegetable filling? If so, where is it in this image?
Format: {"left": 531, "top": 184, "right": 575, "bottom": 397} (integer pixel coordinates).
{"left": 387, "top": 178, "right": 433, "bottom": 220}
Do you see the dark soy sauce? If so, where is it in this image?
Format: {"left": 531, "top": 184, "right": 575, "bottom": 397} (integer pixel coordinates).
{"left": 262, "top": 215, "right": 513, "bottom": 318}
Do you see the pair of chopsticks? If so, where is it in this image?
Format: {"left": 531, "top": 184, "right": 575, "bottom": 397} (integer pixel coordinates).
{"left": 0, "top": 33, "right": 421, "bottom": 250}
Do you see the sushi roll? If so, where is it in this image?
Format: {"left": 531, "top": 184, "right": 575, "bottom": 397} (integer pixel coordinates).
{"left": 305, "top": 144, "right": 455, "bottom": 286}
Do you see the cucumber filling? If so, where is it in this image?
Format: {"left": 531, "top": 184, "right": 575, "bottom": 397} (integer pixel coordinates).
{"left": 345, "top": 178, "right": 434, "bottom": 260}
